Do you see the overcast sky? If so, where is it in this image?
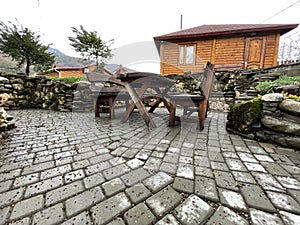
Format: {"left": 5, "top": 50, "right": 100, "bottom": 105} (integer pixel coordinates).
{"left": 1, "top": 0, "right": 299, "bottom": 71}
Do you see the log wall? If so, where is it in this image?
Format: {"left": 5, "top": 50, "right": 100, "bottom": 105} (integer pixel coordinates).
{"left": 159, "top": 34, "right": 280, "bottom": 75}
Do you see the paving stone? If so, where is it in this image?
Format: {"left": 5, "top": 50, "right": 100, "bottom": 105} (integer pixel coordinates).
{"left": 8, "top": 217, "right": 30, "bottom": 225}
{"left": 72, "top": 159, "right": 90, "bottom": 170}
{"left": 211, "top": 161, "right": 229, "bottom": 171}
{"left": 206, "top": 206, "right": 249, "bottom": 225}
{"left": 279, "top": 211, "right": 300, "bottom": 225}
{"left": 85, "top": 161, "right": 111, "bottom": 175}
{"left": 135, "top": 150, "right": 152, "bottom": 160}
{"left": 266, "top": 191, "right": 300, "bottom": 214}
{"left": 244, "top": 162, "right": 267, "bottom": 173}
{"left": 215, "top": 170, "right": 238, "bottom": 191}
{"left": 288, "top": 189, "right": 300, "bottom": 204}
{"left": 45, "top": 180, "right": 84, "bottom": 206}
{"left": 65, "top": 186, "right": 105, "bottom": 217}
{"left": 103, "top": 163, "right": 131, "bottom": 180}
{"left": 0, "top": 169, "right": 21, "bottom": 182}
{"left": 124, "top": 203, "right": 156, "bottom": 225}
{"left": 248, "top": 146, "right": 267, "bottom": 154}
{"left": 195, "top": 166, "right": 214, "bottom": 178}
{"left": 146, "top": 186, "right": 181, "bottom": 218}
{"left": 218, "top": 188, "right": 248, "bottom": 211}
{"left": 0, "top": 206, "right": 10, "bottom": 225}
{"left": 102, "top": 178, "right": 126, "bottom": 197}
{"left": 261, "top": 162, "right": 290, "bottom": 176}
{"left": 174, "top": 194, "right": 213, "bottom": 225}
{"left": 22, "top": 161, "right": 54, "bottom": 175}
{"left": 282, "top": 165, "right": 300, "bottom": 175}
{"left": 0, "top": 180, "right": 13, "bottom": 193}
{"left": 125, "top": 183, "right": 151, "bottom": 204}
{"left": 223, "top": 152, "right": 239, "bottom": 159}
{"left": 155, "top": 214, "right": 180, "bottom": 225}
{"left": 194, "top": 156, "right": 210, "bottom": 167}
{"left": 172, "top": 177, "right": 194, "bottom": 194}
{"left": 64, "top": 169, "right": 85, "bottom": 183}
{"left": 91, "top": 192, "right": 131, "bottom": 225}
{"left": 240, "top": 183, "right": 276, "bottom": 212}
{"left": 40, "top": 164, "right": 72, "bottom": 180}
{"left": 144, "top": 157, "right": 163, "bottom": 171}
{"left": 226, "top": 158, "right": 248, "bottom": 171}
{"left": 0, "top": 187, "right": 23, "bottom": 207}
{"left": 13, "top": 173, "right": 39, "bottom": 188}
{"left": 160, "top": 162, "right": 177, "bottom": 174}
{"left": 208, "top": 152, "right": 225, "bottom": 162}
{"left": 163, "top": 152, "right": 179, "bottom": 164}
{"left": 32, "top": 203, "right": 64, "bottom": 224}
{"left": 121, "top": 168, "right": 150, "bottom": 186}
{"left": 143, "top": 172, "right": 173, "bottom": 192}
{"left": 25, "top": 175, "right": 63, "bottom": 197}
{"left": 232, "top": 171, "right": 256, "bottom": 184}
{"left": 271, "top": 154, "right": 295, "bottom": 165}
{"left": 176, "top": 164, "right": 194, "bottom": 179}
{"left": 276, "top": 176, "right": 300, "bottom": 190}
{"left": 250, "top": 208, "right": 284, "bottom": 225}
{"left": 107, "top": 218, "right": 126, "bottom": 225}
{"left": 61, "top": 211, "right": 92, "bottom": 225}
{"left": 126, "top": 158, "right": 144, "bottom": 169}
{"left": 195, "top": 176, "right": 218, "bottom": 202}
{"left": 254, "top": 154, "right": 274, "bottom": 162}
{"left": 83, "top": 172, "right": 105, "bottom": 189}
{"left": 238, "top": 152, "right": 258, "bottom": 163}
{"left": 10, "top": 195, "right": 44, "bottom": 220}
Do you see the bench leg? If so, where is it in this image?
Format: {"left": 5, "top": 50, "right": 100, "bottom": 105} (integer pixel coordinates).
{"left": 108, "top": 97, "right": 115, "bottom": 119}
{"left": 169, "top": 100, "right": 176, "bottom": 127}
{"left": 94, "top": 97, "right": 100, "bottom": 117}
{"left": 198, "top": 100, "right": 207, "bottom": 130}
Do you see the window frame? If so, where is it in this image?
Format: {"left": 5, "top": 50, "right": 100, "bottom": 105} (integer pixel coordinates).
{"left": 178, "top": 44, "right": 196, "bottom": 65}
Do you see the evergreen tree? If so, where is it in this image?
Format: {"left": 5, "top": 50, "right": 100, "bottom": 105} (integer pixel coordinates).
{"left": 0, "top": 21, "right": 54, "bottom": 75}
{"left": 68, "top": 25, "right": 114, "bottom": 71}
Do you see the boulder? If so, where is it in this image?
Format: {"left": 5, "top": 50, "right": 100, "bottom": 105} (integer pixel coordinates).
{"left": 226, "top": 97, "right": 262, "bottom": 134}
{"left": 279, "top": 99, "right": 300, "bottom": 116}
{"left": 262, "top": 93, "right": 284, "bottom": 102}
{"left": 261, "top": 115, "right": 300, "bottom": 135}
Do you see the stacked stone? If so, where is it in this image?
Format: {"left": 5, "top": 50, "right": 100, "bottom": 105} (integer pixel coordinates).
{"left": 0, "top": 74, "right": 76, "bottom": 111}
{"left": 258, "top": 93, "right": 300, "bottom": 149}
{"left": 72, "top": 81, "right": 94, "bottom": 112}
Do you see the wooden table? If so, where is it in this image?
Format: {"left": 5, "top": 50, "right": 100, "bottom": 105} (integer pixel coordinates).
{"left": 117, "top": 72, "right": 175, "bottom": 128}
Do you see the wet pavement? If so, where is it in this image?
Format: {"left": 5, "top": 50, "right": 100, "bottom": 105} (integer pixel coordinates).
{"left": 0, "top": 109, "right": 300, "bottom": 225}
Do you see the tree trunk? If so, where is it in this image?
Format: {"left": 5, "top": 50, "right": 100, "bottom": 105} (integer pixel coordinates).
{"left": 95, "top": 55, "right": 99, "bottom": 72}
{"left": 25, "top": 59, "right": 30, "bottom": 76}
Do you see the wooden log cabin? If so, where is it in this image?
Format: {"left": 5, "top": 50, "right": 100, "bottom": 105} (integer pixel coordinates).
{"left": 153, "top": 24, "right": 298, "bottom": 75}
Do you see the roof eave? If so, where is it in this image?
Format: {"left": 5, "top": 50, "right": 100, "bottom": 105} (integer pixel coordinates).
{"left": 154, "top": 24, "right": 299, "bottom": 41}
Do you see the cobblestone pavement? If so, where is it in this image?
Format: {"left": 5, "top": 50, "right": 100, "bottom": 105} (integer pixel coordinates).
{"left": 0, "top": 109, "right": 300, "bottom": 225}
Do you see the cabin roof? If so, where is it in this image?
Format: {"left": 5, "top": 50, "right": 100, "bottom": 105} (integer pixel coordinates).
{"left": 153, "top": 24, "right": 298, "bottom": 41}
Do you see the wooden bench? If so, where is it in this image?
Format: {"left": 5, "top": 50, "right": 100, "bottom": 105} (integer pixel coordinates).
{"left": 86, "top": 72, "right": 128, "bottom": 119}
{"left": 168, "top": 62, "right": 215, "bottom": 130}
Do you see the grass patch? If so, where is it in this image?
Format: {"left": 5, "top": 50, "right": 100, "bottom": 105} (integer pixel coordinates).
{"left": 49, "top": 76, "right": 87, "bottom": 84}
{"left": 256, "top": 75, "right": 300, "bottom": 94}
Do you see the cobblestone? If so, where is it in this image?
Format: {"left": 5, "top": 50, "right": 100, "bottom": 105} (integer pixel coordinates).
{"left": 1, "top": 110, "right": 299, "bottom": 224}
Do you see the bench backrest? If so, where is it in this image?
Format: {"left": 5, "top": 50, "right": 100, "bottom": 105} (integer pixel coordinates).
{"left": 199, "top": 62, "right": 215, "bottom": 100}
{"left": 86, "top": 72, "right": 125, "bottom": 93}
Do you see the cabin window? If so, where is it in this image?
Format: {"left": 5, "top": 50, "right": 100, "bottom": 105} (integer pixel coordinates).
{"left": 179, "top": 44, "right": 195, "bottom": 65}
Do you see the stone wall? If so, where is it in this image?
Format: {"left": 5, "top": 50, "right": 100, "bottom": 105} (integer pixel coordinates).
{"left": 227, "top": 93, "right": 300, "bottom": 150}
{"left": 0, "top": 74, "right": 77, "bottom": 111}
{"left": 216, "top": 62, "right": 300, "bottom": 105}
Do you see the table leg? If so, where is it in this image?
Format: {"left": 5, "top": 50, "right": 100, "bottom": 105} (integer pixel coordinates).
{"left": 122, "top": 83, "right": 156, "bottom": 128}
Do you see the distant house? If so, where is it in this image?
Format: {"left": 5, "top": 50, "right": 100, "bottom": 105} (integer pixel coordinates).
{"left": 153, "top": 24, "right": 298, "bottom": 75}
{"left": 104, "top": 64, "right": 135, "bottom": 76}
{"left": 46, "top": 64, "right": 96, "bottom": 78}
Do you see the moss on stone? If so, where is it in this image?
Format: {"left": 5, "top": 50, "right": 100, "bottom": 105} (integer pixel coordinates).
{"left": 227, "top": 97, "right": 262, "bottom": 134}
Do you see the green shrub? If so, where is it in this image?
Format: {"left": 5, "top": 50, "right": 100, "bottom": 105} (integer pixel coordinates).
{"left": 256, "top": 75, "right": 300, "bottom": 94}
{"left": 49, "top": 76, "right": 87, "bottom": 84}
